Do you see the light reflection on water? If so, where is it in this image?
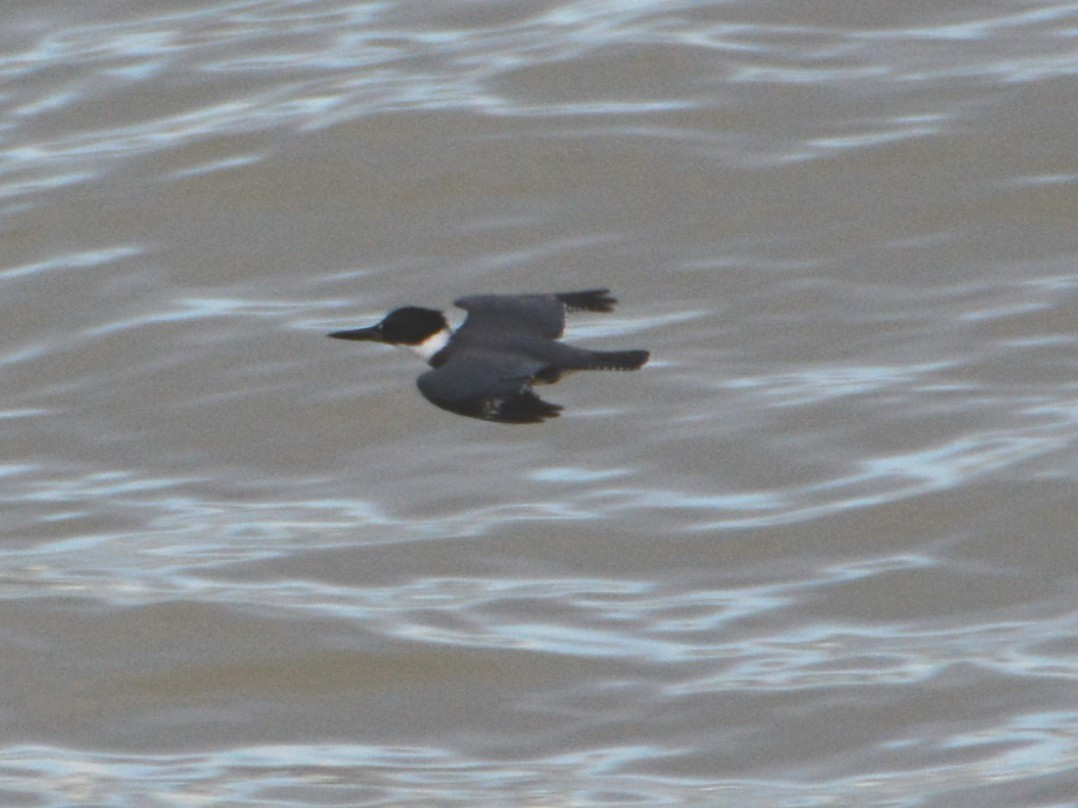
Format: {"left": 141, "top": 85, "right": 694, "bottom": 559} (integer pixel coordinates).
{"left": 0, "top": 246, "right": 143, "bottom": 282}
{"left": 5, "top": 514, "right": 1068, "bottom": 693}
{"left": 2, "top": 712, "right": 1076, "bottom": 808}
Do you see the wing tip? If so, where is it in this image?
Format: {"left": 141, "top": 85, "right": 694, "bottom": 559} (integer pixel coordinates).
{"left": 419, "top": 385, "right": 564, "bottom": 424}
{"left": 480, "top": 393, "right": 563, "bottom": 424}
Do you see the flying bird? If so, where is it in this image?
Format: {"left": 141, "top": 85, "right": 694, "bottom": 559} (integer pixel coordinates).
{"left": 328, "top": 288, "right": 649, "bottom": 423}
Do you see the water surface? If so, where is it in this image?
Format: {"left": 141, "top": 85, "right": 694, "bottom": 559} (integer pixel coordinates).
{"left": 2, "top": 1, "right": 1076, "bottom": 805}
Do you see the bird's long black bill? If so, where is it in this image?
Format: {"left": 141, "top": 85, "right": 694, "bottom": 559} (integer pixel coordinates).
{"left": 328, "top": 325, "right": 383, "bottom": 342}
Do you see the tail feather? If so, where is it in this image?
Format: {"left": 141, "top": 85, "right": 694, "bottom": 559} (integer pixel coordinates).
{"left": 584, "top": 349, "right": 650, "bottom": 371}
{"left": 555, "top": 288, "right": 617, "bottom": 313}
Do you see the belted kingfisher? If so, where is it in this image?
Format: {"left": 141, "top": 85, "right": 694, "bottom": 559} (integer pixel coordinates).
{"left": 328, "top": 288, "right": 649, "bottom": 423}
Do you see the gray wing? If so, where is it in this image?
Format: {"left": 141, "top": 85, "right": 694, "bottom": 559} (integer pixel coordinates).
{"left": 454, "top": 288, "right": 616, "bottom": 340}
{"left": 416, "top": 353, "right": 562, "bottom": 424}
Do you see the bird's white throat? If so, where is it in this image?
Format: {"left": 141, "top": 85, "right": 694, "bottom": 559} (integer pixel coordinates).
{"left": 407, "top": 327, "right": 452, "bottom": 361}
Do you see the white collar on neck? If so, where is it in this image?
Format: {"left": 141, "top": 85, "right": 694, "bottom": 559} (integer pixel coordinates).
{"left": 407, "top": 327, "right": 451, "bottom": 361}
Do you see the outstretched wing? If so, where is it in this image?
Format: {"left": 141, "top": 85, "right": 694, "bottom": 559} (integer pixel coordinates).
{"left": 416, "top": 353, "right": 562, "bottom": 424}
{"left": 454, "top": 288, "right": 616, "bottom": 340}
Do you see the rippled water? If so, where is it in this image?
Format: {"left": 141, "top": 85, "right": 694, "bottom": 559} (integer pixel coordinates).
{"left": 2, "top": 1, "right": 1077, "bottom": 805}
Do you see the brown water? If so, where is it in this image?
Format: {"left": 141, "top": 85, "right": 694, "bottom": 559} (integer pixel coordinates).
{"left": 2, "top": 1, "right": 1077, "bottom": 805}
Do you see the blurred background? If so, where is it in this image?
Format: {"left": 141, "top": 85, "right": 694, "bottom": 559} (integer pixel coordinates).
{"left": 1, "top": 1, "right": 1076, "bottom": 805}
